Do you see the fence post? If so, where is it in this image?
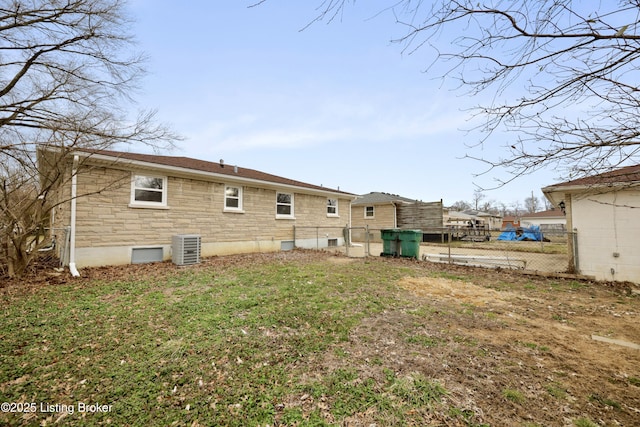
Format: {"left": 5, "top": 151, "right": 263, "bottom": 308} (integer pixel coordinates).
{"left": 566, "top": 228, "right": 575, "bottom": 273}
{"left": 60, "top": 226, "right": 71, "bottom": 267}
{"left": 344, "top": 224, "right": 349, "bottom": 257}
{"left": 448, "top": 228, "right": 452, "bottom": 264}
{"left": 364, "top": 224, "right": 371, "bottom": 257}
{"left": 572, "top": 229, "right": 579, "bottom": 273}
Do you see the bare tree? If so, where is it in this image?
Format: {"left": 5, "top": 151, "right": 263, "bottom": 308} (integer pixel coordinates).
{"left": 292, "top": 1, "right": 640, "bottom": 185}
{"left": 510, "top": 200, "right": 523, "bottom": 217}
{"left": 0, "top": 0, "right": 178, "bottom": 277}
{"left": 497, "top": 201, "right": 510, "bottom": 217}
{"left": 524, "top": 194, "right": 542, "bottom": 214}
{"left": 480, "top": 200, "right": 499, "bottom": 215}
{"left": 450, "top": 200, "right": 471, "bottom": 211}
{"left": 472, "top": 188, "right": 486, "bottom": 210}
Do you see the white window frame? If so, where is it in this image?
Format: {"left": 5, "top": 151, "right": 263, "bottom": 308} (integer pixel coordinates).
{"left": 364, "top": 206, "right": 375, "bottom": 218}
{"left": 276, "top": 192, "right": 295, "bottom": 219}
{"left": 224, "top": 185, "right": 244, "bottom": 213}
{"left": 327, "top": 198, "right": 339, "bottom": 217}
{"left": 130, "top": 174, "right": 168, "bottom": 208}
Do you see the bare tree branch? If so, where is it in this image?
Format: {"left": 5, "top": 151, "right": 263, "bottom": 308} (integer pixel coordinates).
{"left": 294, "top": 0, "right": 640, "bottom": 183}
{"left": 0, "top": 0, "right": 180, "bottom": 277}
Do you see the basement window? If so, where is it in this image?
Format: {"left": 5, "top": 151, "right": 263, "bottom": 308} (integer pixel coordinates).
{"left": 131, "top": 247, "right": 163, "bottom": 264}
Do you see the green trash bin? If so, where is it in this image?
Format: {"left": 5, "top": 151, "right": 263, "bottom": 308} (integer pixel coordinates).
{"left": 380, "top": 229, "right": 400, "bottom": 257}
{"left": 398, "top": 229, "right": 422, "bottom": 259}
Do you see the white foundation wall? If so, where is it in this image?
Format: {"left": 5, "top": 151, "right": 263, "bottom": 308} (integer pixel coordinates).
{"left": 294, "top": 237, "right": 345, "bottom": 250}
{"left": 571, "top": 189, "right": 640, "bottom": 283}
{"left": 74, "top": 239, "right": 282, "bottom": 268}
{"left": 64, "top": 164, "right": 352, "bottom": 269}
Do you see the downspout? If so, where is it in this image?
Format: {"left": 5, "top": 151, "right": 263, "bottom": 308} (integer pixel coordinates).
{"left": 348, "top": 198, "right": 353, "bottom": 245}
{"left": 68, "top": 155, "right": 80, "bottom": 277}
{"left": 392, "top": 202, "right": 397, "bottom": 228}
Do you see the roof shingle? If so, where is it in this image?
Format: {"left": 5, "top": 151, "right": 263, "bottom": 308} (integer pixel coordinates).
{"left": 520, "top": 209, "right": 564, "bottom": 219}
{"left": 81, "top": 149, "right": 354, "bottom": 196}
{"left": 351, "top": 192, "right": 418, "bottom": 205}
{"left": 545, "top": 164, "right": 640, "bottom": 189}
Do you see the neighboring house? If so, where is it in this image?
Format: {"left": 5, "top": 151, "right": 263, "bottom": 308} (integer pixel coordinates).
{"left": 443, "top": 209, "right": 476, "bottom": 228}
{"left": 502, "top": 215, "right": 520, "bottom": 229}
{"left": 41, "top": 148, "right": 355, "bottom": 269}
{"left": 444, "top": 209, "right": 503, "bottom": 230}
{"left": 441, "top": 208, "right": 502, "bottom": 241}
{"left": 542, "top": 164, "right": 640, "bottom": 283}
{"left": 475, "top": 210, "right": 504, "bottom": 230}
{"left": 350, "top": 192, "right": 443, "bottom": 241}
{"left": 519, "top": 209, "right": 566, "bottom": 232}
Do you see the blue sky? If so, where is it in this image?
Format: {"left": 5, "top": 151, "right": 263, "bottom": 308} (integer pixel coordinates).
{"left": 127, "top": 1, "right": 557, "bottom": 207}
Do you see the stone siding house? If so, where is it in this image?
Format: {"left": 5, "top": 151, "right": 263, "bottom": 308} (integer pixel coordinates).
{"left": 41, "top": 149, "right": 354, "bottom": 270}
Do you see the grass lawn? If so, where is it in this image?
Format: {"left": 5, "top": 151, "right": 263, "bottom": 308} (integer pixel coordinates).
{"left": 1, "top": 250, "right": 638, "bottom": 426}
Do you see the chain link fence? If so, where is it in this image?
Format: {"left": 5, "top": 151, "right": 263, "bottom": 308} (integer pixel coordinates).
{"left": 291, "top": 225, "right": 350, "bottom": 252}
{"left": 1, "top": 226, "right": 68, "bottom": 276}
{"left": 418, "top": 227, "right": 576, "bottom": 274}
{"left": 321, "top": 226, "right": 578, "bottom": 274}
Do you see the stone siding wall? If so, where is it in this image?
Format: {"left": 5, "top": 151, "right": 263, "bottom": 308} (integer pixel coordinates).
{"left": 57, "top": 163, "right": 350, "bottom": 266}
{"left": 350, "top": 204, "right": 396, "bottom": 242}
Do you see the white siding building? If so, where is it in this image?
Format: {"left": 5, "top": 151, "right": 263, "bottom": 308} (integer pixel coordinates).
{"left": 543, "top": 165, "right": 640, "bottom": 283}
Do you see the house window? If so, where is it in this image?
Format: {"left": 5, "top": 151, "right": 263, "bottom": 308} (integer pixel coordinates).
{"left": 365, "top": 206, "right": 374, "bottom": 218}
{"left": 131, "top": 175, "right": 167, "bottom": 207}
{"left": 276, "top": 192, "right": 294, "bottom": 218}
{"left": 327, "top": 198, "right": 338, "bottom": 216}
{"left": 224, "top": 185, "right": 243, "bottom": 212}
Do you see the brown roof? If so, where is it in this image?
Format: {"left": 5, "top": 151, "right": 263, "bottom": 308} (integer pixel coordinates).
{"left": 81, "top": 149, "right": 354, "bottom": 196}
{"left": 351, "top": 192, "right": 420, "bottom": 205}
{"left": 520, "top": 209, "right": 564, "bottom": 219}
{"left": 545, "top": 164, "right": 640, "bottom": 189}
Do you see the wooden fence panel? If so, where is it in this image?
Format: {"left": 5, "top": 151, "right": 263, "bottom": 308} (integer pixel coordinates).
{"left": 396, "top": 201, "right": 443, "bottom": 230}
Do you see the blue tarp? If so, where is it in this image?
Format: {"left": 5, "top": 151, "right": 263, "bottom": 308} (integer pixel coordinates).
{"left": 497, "top": 225, "right": 544, "bottom": 241}
{"left": 497, "top": 226, "right": 516, "bottom": 241}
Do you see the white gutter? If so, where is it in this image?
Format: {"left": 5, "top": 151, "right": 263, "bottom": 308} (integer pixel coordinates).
{"left": 68, "top": 155, "right": 80, "bottom": 277}
{"left": 391, "top": 202, "right": 397, "bottom": 228}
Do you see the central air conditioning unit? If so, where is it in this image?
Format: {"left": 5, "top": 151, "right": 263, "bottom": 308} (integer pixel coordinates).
{"left": 172, "top": 234, "right": 201, "bottom": 265}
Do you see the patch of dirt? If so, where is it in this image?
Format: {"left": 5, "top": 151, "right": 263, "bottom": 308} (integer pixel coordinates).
{"left": 323, "top": 261, "right": 640, "bottom": 426}
{"left": 398, "top": 276, "right": 507, "bottom": 306}
{"left": 327, "top": 256, "right": 359, "bottom": 264}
